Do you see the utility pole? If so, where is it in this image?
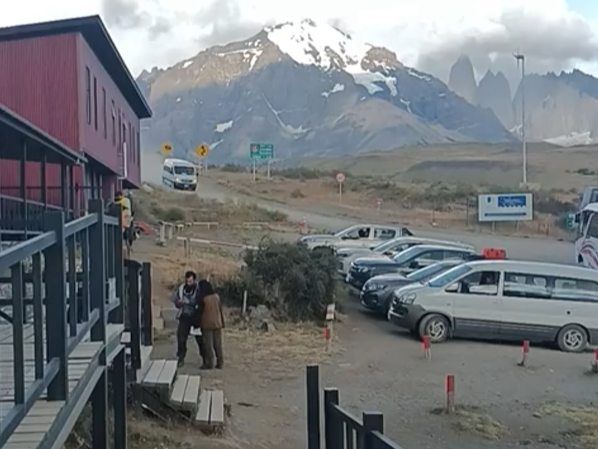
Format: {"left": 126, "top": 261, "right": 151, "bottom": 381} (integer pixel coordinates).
{"left": 514, "top": 52, "right": 527, "bottom": 185}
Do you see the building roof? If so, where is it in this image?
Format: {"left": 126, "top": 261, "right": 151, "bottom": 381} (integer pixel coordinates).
{"left": 0, "top": 15, "right": 152, "bottom": 119}
{"left": 0, "top": 102, "right": 87, "bottom": 164}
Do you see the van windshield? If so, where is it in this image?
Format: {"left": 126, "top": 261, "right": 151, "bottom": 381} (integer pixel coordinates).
{"left": 174, "top": 166, "right": 195, "bottom": 175}
{"left": 426, "top": 264, "right": 472, "bottom": 288}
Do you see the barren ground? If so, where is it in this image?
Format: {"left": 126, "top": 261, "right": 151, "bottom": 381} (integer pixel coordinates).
{"left": 128, "top": 228, "right": 598, "bottom": 449}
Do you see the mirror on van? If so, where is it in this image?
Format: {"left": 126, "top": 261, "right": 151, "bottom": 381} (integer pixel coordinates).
{"left": 445, "top": 283, "right": 459, "bottom": 293}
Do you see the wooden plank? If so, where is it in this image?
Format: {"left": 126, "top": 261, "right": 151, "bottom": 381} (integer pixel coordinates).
{"left": 156, "top": 360, "right": 177, "bottom": 389}
{"left": 210, "top": 390, "right": 225, "bottom": 426}
{"left": 169, "top": 375, "right": 189, "bottom": 407}
{"left": 142, "top": 360, "right": 165, "bottom": 387}
{"left": 182, "top": 375, "right": 201, "bottom": 410}
{"left": 195, "top": 390, "right": 212, "bottom": 425}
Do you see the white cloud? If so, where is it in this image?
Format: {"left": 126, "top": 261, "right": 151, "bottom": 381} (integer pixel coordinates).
{"left": 0, "top": 0, "right": 597, "bottom": 78}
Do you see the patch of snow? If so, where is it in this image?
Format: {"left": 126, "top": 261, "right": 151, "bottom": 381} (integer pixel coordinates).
{"left": 266, "top": 19, "right": 370, "bottom": 70}
{"left": 249, "top": 50, "right": 263, "bottom": 70}
{"left": 353, "top": 72, "right": 397, "bottom": 96}
{"left": 182, "top": 60, "right": 193, "bottom": 69}
{"left": 210, "top": 139, "right": 224, "bottom": 149}
{"left": 407, "top": 69, "right": 431, "bottom": 81}
{"left": 322, "top": 83, "right": 345, "bottom": 97}
{"left": 438, "top": 93, "right": 446, "bottom": 98}
{"left": 261, "top": 94, "right": 309, "bottom": 137}
{"left": 400, "top": 98, "right": 412, "bottom": 113}
{"left": 176, "top": 97, "right": 181, "bottom": 103}
{"left": 215, "top": 120, "right": 233, "bottom": 133}
{"left": 545, "top": 131, "right": 595, "bottom": 147}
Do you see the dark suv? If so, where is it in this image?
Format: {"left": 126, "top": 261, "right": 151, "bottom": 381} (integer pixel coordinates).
{"left": 346, "top": 244, "right": 481, "bottom": 291}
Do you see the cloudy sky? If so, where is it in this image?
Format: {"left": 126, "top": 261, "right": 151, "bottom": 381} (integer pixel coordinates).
{"left": 2, "top": 0, "right": 598, "bottom": 82}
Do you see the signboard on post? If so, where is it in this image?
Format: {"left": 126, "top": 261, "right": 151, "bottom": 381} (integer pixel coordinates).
{"left": 161, "top": 143, "right": 172, "bottom": 155}
{"left": 249, "top": 143, "right": 274, "bottom": 181}
{"left": 194, "top": 143, "right": 209, "bottom": 159}
{"left": 478, "top": 193, "right": 533, "bottom": 222}
{"left": 336, "top": 172, "right": 345, "bottom": 203}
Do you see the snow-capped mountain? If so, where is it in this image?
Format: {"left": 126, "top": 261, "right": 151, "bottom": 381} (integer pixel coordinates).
{"left": 138, "top": 20, "right": 514, "bottom": 163}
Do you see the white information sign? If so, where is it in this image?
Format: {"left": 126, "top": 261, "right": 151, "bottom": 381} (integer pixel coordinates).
{"left": 478, "top": 193, "right": 533, "bottom": 222}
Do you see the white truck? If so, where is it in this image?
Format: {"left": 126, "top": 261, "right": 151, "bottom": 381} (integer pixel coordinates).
{"left": 298, "top": 224, "right": 412, "bottom": 251}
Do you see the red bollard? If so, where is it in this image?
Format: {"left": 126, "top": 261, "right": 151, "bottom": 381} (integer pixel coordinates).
{"left": 518, "top": 340, "right": 530, "bottom": 367}
{"left": 445, "top": 374, "right": 455, "bottom": 414}
{"left": 592, "top": 348, "right": 598, "bottom": 374}
{"left": 422, "top": 335, "right": 431, "bottom": 360}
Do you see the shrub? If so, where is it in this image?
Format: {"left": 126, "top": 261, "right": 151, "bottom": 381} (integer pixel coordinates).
{"left": 290, "top": 188, "right": 305, "bottom": 198}
{"left": 274, "top": 167, "right": 331, "bottom": 180}
{"left": 217, "top": 238, "right": 337, "bottom": 321}
{"left": 220, "top": 163, "right": 246, "bottom": 173}
{"left": 153, "top": 206, "right": 186, "bottom": 222}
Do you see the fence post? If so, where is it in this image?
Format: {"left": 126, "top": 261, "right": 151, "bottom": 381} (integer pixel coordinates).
{"left": 109, "top": 204, "right": 124, "bottom": 324}
{"left": 306, "top": 365, "right": 321, "bottom": 449}
{"left": 324, "top": 388, "right": 341, "bottom": 449}
{"left": 127, "top": 261, "right": 141, "bottom": 371}
{"left": 361, "top": 411, "right": 384, "bottom": 449}
{"left": 141, "top": 262, "right": 153, "bottom": 346}
{"left": 89, "top": 199, "right": 106, "bottom": 345}
{"left": 43, "top": 210, "right": 68, "bottom": 401}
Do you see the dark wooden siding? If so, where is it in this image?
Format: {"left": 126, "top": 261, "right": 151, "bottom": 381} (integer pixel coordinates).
{"left": 78, "top": 35, "right": 141, "bottom": 186}
{"left": 0, "top": 34, "right": 79, "bottom": 207}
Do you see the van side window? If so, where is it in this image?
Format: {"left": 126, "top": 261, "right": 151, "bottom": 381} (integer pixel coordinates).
{"left": 553, "top": 277, "right": 598, "bottom": 302}
{"left": 504, "top": 272, "right": 550, "bottom": 299}
{"left": 504, "top": 272, "right": 598, "bottom": 302}
{"left": 456, "top": 271, "right": 499, "bottom": 296}
{"left": 375, "top": 228, "right": 396, "bottom": 239}
{"left": 587, "top": 214, "right": 598, "bottom": 238}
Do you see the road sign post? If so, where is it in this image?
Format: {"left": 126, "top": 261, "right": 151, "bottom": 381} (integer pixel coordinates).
{"left": 161, "top": 143, "right": 172, "bottom": 155}
{"left": 336, "top": 172, "right": 345, "bottom": 204}
{"left": 194, "top": 143, "right": 210, "bottom": 174}
{"left": 249, "top": 143, "right": 274, "bottom": 181}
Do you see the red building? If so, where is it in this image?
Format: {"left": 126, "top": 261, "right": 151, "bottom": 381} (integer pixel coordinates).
{"left": 0, "top": 15, "right": 152, "bottom": 214}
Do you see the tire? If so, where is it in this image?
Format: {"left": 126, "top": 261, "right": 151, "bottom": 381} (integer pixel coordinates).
{"left": 418, "top": 314, "right": 450, "bottom": 344}
{"left": 557, "top": 324, "right": 588, "bottom": 353}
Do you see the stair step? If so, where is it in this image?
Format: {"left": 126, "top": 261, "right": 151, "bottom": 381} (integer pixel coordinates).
{"left": 141, "top": 359, "right": 178, "bottom": 390}
{"left": 170, "top": 375, "right": 189, "bottom": 407}
{"left": 195, "top": 389, "right": 225, "bottom": 429}
{"left": 182, "top": 376, "right": 201, "bottom": 410}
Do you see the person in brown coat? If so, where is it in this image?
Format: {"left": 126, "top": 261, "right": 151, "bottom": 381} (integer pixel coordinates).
{"left": 196, "top": 280, "right": 225, "bottom": 369}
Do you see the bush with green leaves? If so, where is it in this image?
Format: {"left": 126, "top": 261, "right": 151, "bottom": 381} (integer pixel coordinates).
{"left": 217, "top": 238, "right": 337, "bottom": 321}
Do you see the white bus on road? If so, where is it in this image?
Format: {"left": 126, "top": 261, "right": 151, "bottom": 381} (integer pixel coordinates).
{"left": 162, "top": 158, "right": 197, "bottom": 191}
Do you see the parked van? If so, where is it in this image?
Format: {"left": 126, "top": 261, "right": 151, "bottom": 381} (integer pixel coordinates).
{"left": 162, "top": 158, "right": 197, "bottom": 191}
{"left": 388, "top": 260, "right": 598, "bottom": 352}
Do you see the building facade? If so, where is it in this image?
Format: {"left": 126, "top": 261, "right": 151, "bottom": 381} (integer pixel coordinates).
{"left": 0, "top": 15, "right": 151, "bottom": 212}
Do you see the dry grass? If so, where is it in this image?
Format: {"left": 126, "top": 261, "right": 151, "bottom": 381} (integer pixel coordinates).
{"left": 133, "top": 184, "right": 287, "bottom": 226}
{"left": 538, "top": 403, "right": 598, "bottom": 448}
{"left": 225, "top": 322, "right": 337, "bottom": 368}
{"left": 431, "top": 405, "right": 508, "bottom": 440}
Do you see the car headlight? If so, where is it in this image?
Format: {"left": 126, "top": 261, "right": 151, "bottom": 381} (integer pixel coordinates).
{"left": 364, "top": 283, "right": 386, "bottom": 291}
{"left": 175, "top": 177, "right": 181, "bottom": 182}
{"left": 190, "top": 178, "right": 197, "bottom": 183}
{"left": 399, "top": 293, "right": 417, "bottom": 304}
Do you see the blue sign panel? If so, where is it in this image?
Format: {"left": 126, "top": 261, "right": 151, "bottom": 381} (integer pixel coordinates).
{"left": 478, "top": 193, "right": 533, "bottom": 222}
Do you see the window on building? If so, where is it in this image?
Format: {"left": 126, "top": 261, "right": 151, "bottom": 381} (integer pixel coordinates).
{"left": 102, "top": 88, "right": 107, "bottom": 139}
{"left": 118, "top": 111, "right": 122, "bottom": 150}
{"left": 130, "top": 125, "right": 135, "bottom": 162}
{"left": 111, "top": 101, "right": 116, "bottom": 145}
{"left": 85, "top": 67, "right": 91, "bottom": 125}
{"left": 93, "top": 77, "right": 98, "bottom": 130}
{"left": 137, "top": 130, "right": 141, "bottom": 161}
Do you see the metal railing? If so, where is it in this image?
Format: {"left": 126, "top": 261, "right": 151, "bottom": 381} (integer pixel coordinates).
{"left": 306, "top": 365, "right": 407, "bottom": 449}
{"left": 0, "top": 199, "right": 123, "bottom": 447}
{"left": 124, "top": 259, "right": 153, "bottom": 374}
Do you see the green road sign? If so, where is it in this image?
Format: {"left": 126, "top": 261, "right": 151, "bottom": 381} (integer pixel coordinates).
{"left": 565, "top": 212, "right": 576, "bottom": 229}
{"left": 249, "top": 143, "right": 274, "bottom": 160}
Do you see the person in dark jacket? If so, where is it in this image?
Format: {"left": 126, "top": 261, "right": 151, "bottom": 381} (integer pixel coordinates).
{"left": 172, "top": 271, "right": 204, "bottom": 367}
{"left": 197, "top": 280, "right": 225, "bottom": 369}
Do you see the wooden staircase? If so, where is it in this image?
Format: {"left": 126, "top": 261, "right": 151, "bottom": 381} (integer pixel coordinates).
{"left": 137, "top": 358, "right": 225, "bottom": 431}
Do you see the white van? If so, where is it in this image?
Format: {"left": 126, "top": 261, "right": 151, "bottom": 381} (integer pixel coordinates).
{"left": 162, "top": 158, "right": 197, "bottom": 191}
{"left": 388, "top": 260, "right": 598, "bottom": 352}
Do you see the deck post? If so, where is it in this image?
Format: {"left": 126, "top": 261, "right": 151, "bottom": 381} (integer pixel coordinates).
{"left": 89, "top": 199, "right": 106, "bottom": 344}
{"left": 43, "top": 210, "right": 68, "bottom": 401}
{"left": 20, "top": 138, "right": 27, "bottom": 238}
{"left": 91, "top": 367, "right": 108, "bottom": 449}
{"left": 113, "top": 348, "right": 128, "bottom": 449}
{"left": 141, "top": 262, "right": 153, "bottom": 346}
{"left": 109, "top": 203, "right": 124, "bottom": 324}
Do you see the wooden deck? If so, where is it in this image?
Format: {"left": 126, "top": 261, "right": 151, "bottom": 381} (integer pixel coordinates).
{"left": 0, "top": 323, "right": 124, "bottom": 449}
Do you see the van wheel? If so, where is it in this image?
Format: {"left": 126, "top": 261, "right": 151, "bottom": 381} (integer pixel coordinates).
{"left": 557, "top": 324, "right": 588, "bottom": 353}
{"left": 418, "top": 314, "right": 450, "bottom": 343}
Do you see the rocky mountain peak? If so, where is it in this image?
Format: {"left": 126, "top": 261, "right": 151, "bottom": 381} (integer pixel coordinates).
{"left": 475, "top": 69, "right": 513, "bottom": 129}
{"left": 448, "top": 55, "right": 477, "bottom": 103}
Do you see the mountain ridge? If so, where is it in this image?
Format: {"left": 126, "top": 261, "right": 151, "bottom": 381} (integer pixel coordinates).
{"left": 138, "top": 19, "right": 515, "bottom": 163}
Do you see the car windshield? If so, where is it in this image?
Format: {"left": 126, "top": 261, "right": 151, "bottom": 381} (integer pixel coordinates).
{"left": 406, "top": 262, "right": 457, "bottom": 282}
{"left": 426, "top": 264, "right": 472, "bottom": 288}
{"left": 391, "top": 246, "right": 423, "bottom": 265}
{"left": 174, "top": 166, "right": 195, "bottom": 175}
{"left": 373, "top": 239, "right": 401, "bottom": 252}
